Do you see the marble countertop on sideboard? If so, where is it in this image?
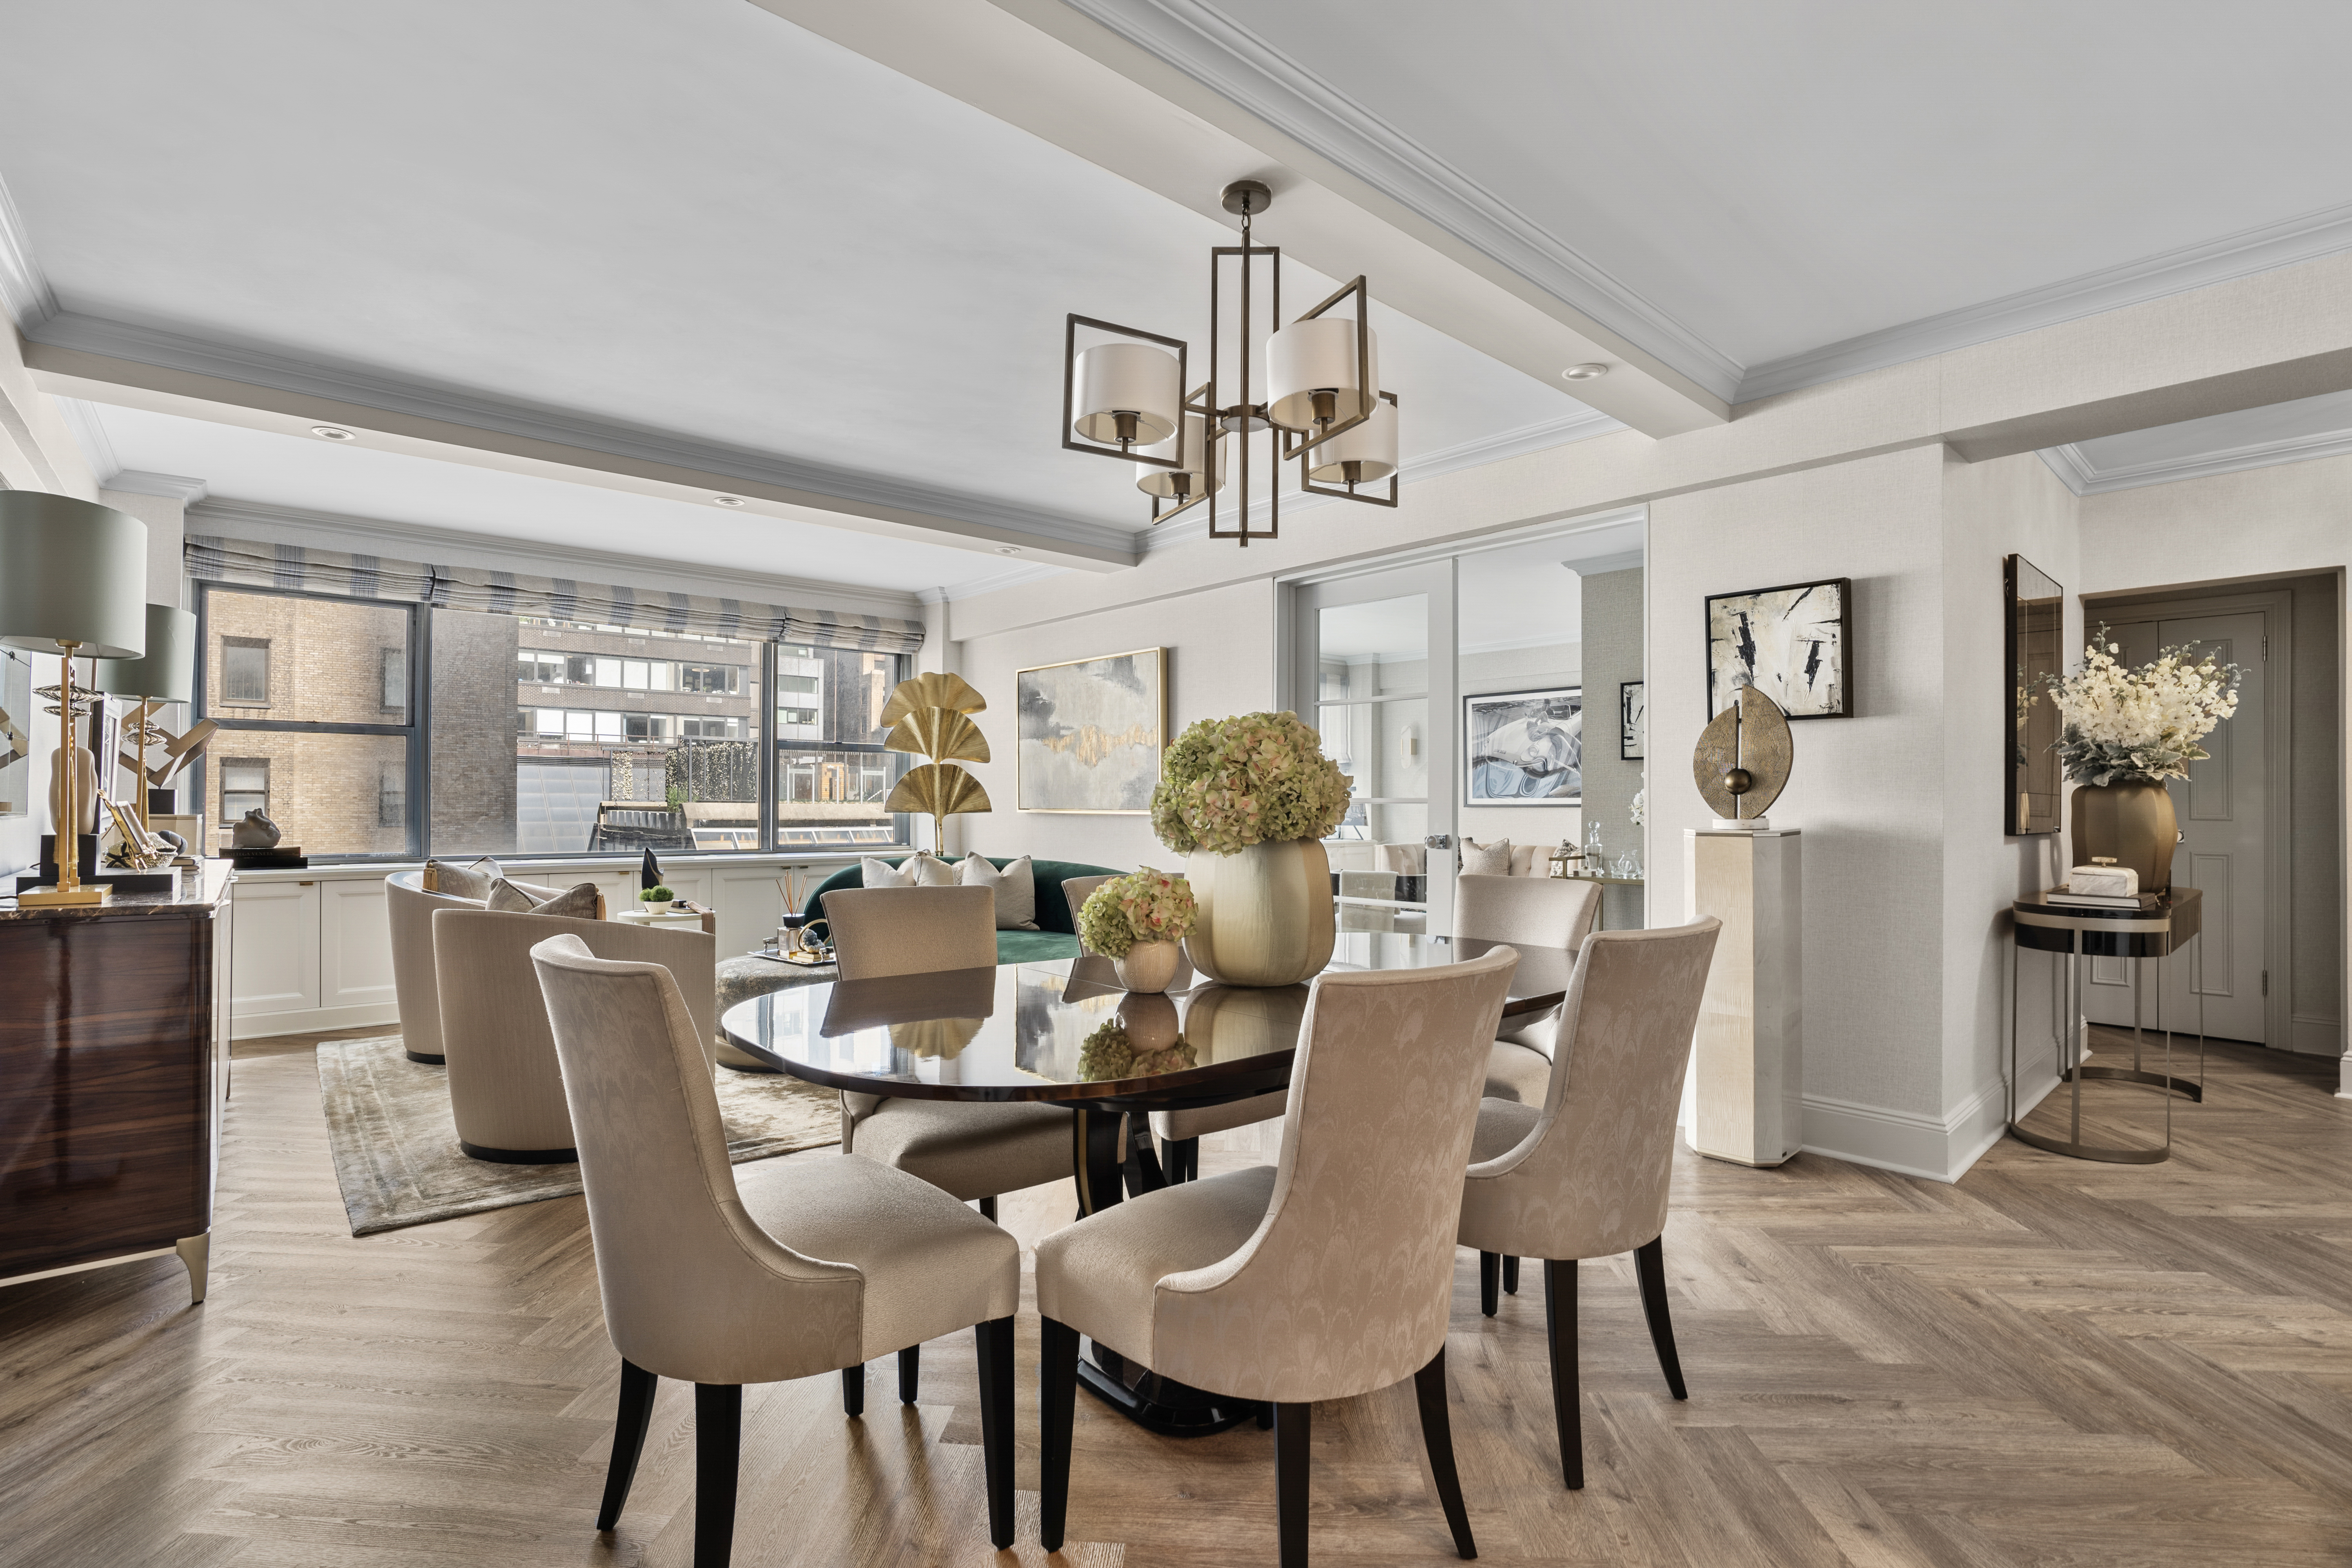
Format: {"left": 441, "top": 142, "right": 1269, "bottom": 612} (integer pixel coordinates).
{"left": 0, "top": 861, "right": 234, "bottom": 922}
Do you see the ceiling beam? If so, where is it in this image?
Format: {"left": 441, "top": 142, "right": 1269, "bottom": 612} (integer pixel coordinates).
{"left": 750, "top": 0, "right": 1730, "bottom": 439}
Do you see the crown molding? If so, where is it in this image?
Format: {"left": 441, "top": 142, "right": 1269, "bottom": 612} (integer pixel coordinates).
{"left": 105, "top": 469, "right": 210, "bottom": 503}
{"left": 27, "top": 311, "right": 1146, "bottom": 563}
{"left": 1140, "top": 405, "right": 1622, "bottom": 554}
{"left": 2040, "top": 423, "right": 2352, "bottom": 498}
{"left": 1056, "top": 0, "right": 1744, "bottom": 405}
{"left": 1740, "top": 198, "right": 2352, "bottom": 403}
{"left": 917, "top": 559, "right": 1069, "bottom": 604}
{"left": 1564, "top": 549, "right": 1644, "bottom": 577}
{"left": 187, "top": 496, "right": 925, "bottom": 619}
{"left": 0, "top": 172, "right": 59, "bottom": 332}
{"left": 52, "top": 395, "right": 121, "bottom": 480}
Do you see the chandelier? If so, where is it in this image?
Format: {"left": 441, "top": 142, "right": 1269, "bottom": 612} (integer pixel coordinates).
{"left": 1060, "top": 181, "right": 1398, "bottom": 547}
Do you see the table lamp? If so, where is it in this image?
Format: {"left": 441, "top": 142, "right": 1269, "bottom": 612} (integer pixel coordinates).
{"left": 93, "top": 603, "right": 196, "bottom": 851}
{"left": 0, "top": 492, "right": 149, "bottom": 905}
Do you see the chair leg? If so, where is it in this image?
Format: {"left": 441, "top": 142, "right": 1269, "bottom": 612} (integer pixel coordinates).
{"left": 1479, "top": 1250, "right": 1500, "bottom": 1318}
{"left": 595, "top": 1359, "right": 657, "bottom": 1530}
{"left": 1412, "top": 1347, "right": 1477, "bottom": 1560}
{"left": 1502, "top": 1255, "right": 1519, "bottom": 1296}
{"left": 1168, "top": 1135, "right": 1200, "bottom": 1183}
{"left": 694, "top": 1383, "right": 741, "bottom": 1568}
{"left": 1634, "top": 1235, "right": 1688, "bottom": 1399}
{"left": 898, "top": 1345, "right": 920, "bottom": 1405}
{"left": 1039, "top": 1316, "right": 1081, "bottom": 1552}
{"left": 841, "top": 1363, "right": 864, "bottom": 1417}
{"left": 978, "top": 1194, "right": 997, "bottom": 1223}
{"left": 1544, "top": 1259, "right": 1582, "bottom": 1490}
{"left": 974, "top": 1316, "right": 1015, "bottom": 1550}
{"left": 1276, "top": 1400, "right": 1312, "bottom": 1567}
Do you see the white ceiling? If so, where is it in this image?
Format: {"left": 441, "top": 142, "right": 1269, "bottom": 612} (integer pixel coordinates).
{"left": 0, "top": 0, "right": 1590, "bottom": 568}
{"left": 2043, "top": 388, "right": 2352, "bottom": 495}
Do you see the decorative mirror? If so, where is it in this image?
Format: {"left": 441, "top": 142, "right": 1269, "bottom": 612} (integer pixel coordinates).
{"left": 2005, "top": 554, "right": 2064, "bottom": 835}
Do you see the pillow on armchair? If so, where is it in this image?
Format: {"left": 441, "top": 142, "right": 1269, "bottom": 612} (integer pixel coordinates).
{"left": 486, "top": 877, "right": 602, "bottom": 919}
{"left": 423, "top": 856, "right": 503, "bottom": 898}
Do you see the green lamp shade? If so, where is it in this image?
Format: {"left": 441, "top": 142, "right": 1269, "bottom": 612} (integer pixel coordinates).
{"left": 93, "top": 603, "right": 196, "bottom": 700}
{"left": 0, "top": 491, "right": 149, "bottom": 660}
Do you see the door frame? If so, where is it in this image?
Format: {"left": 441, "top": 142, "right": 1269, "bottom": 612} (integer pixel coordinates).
{"left": 2082, "top": 586, "right": 2297, "bottom": 1050}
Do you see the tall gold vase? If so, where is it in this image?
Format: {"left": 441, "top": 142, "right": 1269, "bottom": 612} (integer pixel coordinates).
{"left": 1184, "top": 838, "right": 1336, "bottom": 987}
{"left": 2069, "top": 780, "right": 2179, "bottom": 892}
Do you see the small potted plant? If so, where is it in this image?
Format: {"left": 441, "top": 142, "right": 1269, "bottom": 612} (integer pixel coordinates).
{"left": 639, "top": 884, "right": 676, "bottom": 916}
{"left": 1077, "top": 868, "right": 1197, "bottom": 993}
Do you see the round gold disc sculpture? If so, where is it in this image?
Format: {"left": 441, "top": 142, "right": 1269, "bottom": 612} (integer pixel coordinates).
{"left": 1693, "top": 685, "right": 1794, "bottom": 820}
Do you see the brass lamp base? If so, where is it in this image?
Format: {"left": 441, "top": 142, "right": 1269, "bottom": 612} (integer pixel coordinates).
{"left": 18, "top": 884, "right": 109, "bottom": 907}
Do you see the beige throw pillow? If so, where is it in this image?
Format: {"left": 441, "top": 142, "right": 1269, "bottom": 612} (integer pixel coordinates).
{"left": 423, "top": 856, "right": 502, "bottom": 898}
{"left": 958, "top": 854, "right": 1040, "bottom": 929}
{"left": 487, "top": 877, "right": 601, "bottom": 919}
{"left": 862, "top": 852, "right": 955, "bottom": 889}
{"left": 1461, "top": 838, "right": 1514, "bottom": 877}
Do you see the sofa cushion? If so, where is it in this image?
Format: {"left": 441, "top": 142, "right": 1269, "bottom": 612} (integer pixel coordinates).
{"left": 862, "top": 851, "right": 955, "bottom": 888}
{"left": 807, "top": 856, "right": 1122, "bottom": 938}
{"left": 993, "top": 929, "right": 1083, "bottom": 965}
{"left": 958, "top": 854, "right": 1040, "bottom": 929}
{"left": 486, "top": 877, "right": 602, "bottom": 919}
{"left": 1461, "top": 838, "right": 1514, "bottom": 877}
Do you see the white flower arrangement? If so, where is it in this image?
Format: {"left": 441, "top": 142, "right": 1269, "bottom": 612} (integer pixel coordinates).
{"left": 2043, "top": 629, "right": 2240, "bottom": 787}
{"left": 1629, "top": 785, "right": 1645, "bottom": 826}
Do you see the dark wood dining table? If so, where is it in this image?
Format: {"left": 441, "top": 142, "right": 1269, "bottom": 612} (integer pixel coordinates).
{"left": 718, "top": 930, "right": 1570, "bottom": 1436}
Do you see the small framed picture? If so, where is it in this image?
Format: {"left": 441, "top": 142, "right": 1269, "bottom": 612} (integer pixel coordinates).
{"left": 1619, "top": 681, "right": 1645, "bottom": 760}
{"left": 1464, "top": 686, "right": 1581, "bottom": 805}
{"left": 1705, "top": 577, "right": 1851, "bottom": 719}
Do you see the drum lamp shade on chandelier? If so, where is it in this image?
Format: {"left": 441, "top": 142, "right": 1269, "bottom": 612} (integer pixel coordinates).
{"left": 0, "top": 490, "right": 150, "bottom": 905}
{"left": 1060, "top": 180, "right": 1400, "bottom": 545}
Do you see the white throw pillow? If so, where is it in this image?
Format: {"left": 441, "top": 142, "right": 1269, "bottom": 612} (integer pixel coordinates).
{"left": 958, "top": 854, "right": 1041, "bottom": 929}
{"left": 862, "top": 852, "right": 955, "bottom": 889}
{"left": 1460, "top": 838, "right": 1514, "bottom": 877}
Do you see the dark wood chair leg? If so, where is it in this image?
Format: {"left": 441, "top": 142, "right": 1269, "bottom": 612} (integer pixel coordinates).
{"left": 978, "top": 1194, "right": 997, "bottom": 1222}
{"left": 1258, "top": 1401, "right": 1275, "bottom": 1430}
{"left": 1502, "top": 1255, "right": 1519, "bottom": 1296}
{"left": 974, "top": 1316, "right": 1015, "bottom": 1549}
{"left": 1276, "top": 1400, "right": 1312, "bottom": 1567}
{"left": 1545, "top": 1259, "right": 1582, "bottom": 1489}
{"left": 596, "top": 1359, "right": 658, "bottom": 1530}
{"left": 1412, "top": 1347, "right": 1477, "bottom": 1559}
{"left": 1039, "top": 1316, "right": 1082, "bottom": 1552}
{"left": 898, "top": 1345, "right": 920, "bottom": 1405}
{"left": 1479, "top": 1250, "right": 1500, "bottom": 1318}
{"left": 1169, "top": 1136, "right": 1200, "bottom": 1183}
{"left": 841, "top": 1363, "right": 864, "bottom": 1417}
{"left": 694, "top": 1383, "right": 741, "bottom": 1568}
{"left": 1633, "top": 1235, "right": 1688, "bottom": 1399}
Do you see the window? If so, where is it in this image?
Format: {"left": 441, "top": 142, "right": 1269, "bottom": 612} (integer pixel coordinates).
{"left": 681, "top": 661, "right": 741, "bottom": 694}
{"left": 777, "top": 673, "right": 819, "bottom": 696}
{"left": 680, "top": 716, "right": 740, "bottom": 739}
{"left": 378, "top": 762, "right": 406, "bottom": 827}
{"left": 773, "top": 646, "right": 907, "bottom": 848}
{"left": 220, "top": 758, "right": 269, "bottom": 820}
{"left": 381, "top": 646, "right": 407, "bottom": 711}
{"left": 777, "top": 706, "right": 819, "bottom": 727}
{"left": 519, "top": 650, "right": 563, "bottom": 684}
{"left": 221, "top": 638, "right": 270, "bottom": 704}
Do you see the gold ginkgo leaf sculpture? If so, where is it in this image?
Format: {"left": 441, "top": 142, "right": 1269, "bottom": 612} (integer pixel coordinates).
{"left": 880, "top": 671, "right": 986, "bottom": 728}
{"left": 879, "top": 673, "right": 993, "bottom": 846}
{"left": 887, "top": 760, "right": 992, "bottom": 824}
{"left": 885, "top": 707, "right": 990, "bottom": 765}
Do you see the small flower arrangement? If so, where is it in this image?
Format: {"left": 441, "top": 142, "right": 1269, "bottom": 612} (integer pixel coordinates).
{"left": 1078, "top": 1018, "right": 1197, "bottom": 1083}
{"left": 1629, "top": 785, "right": 1646, "bottom": 827}
{"left": 1077, "top": 867, "right": 1197, "bottom": 959}
{"left": 1150, "top": 710, "right": 1352, "bottom": 855}
{"left": 2042, "top": 629, "right": 2241, "bottom": 786}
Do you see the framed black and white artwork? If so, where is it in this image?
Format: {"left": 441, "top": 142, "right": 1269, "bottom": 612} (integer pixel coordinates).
{"left": 1705, "top": 577, "right": 1851, "bottom": 719}
{"left": 1464, "top": 686, "right": 1581, "bottom": 805}
{"left": 1619, "top": 681, "right": 1645, "bottom": 760}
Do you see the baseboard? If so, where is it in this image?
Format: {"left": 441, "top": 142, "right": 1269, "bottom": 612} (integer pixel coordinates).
{"left": 1800, "top": 1071, "right": 2063, "bottom": 1185}
{"left": 2291, "top": 1014, "right": 2343, "bottom": 1056}
{"left": 232, "top": 1002, "right": 399, "bottom": 1041}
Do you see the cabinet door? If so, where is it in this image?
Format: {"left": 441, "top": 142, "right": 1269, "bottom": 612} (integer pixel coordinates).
{"left": 229, "top": 879, "right": 321, "bottom": 1018}
{"left": 711, "top": 866, "right": 788, "bottom": 957}
{"left": 320, "top": 877, "right": 397, "bottom": 1011}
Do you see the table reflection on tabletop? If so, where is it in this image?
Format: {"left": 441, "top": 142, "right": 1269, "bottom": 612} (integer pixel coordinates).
{"left": 722, "top": 929, "right": 1571, "bottom": 1108}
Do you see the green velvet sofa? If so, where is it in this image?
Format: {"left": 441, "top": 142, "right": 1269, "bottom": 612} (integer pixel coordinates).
{"left": 804, "top": 856, "right": 1123, "bottom": 964}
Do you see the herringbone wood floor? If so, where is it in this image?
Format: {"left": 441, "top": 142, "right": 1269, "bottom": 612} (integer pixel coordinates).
{"left": 4, "top": 1028, "right": 2351, "bottom": 1566}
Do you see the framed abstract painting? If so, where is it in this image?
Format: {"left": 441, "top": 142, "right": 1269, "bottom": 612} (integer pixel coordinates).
{"left": 1464, "top": 686, "right": 1581, "bottom": 805}
{"left": 1705, "top": 577, "right": 1851, "bottom": 719}
{"left": 1619, "top": 681, "right": 1645, "bottom": 760}
{"left": 1015, "top": 646, "right": 1167, "bottom": 812}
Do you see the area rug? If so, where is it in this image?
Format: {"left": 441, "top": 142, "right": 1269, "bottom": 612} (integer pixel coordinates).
{"left": 317, "top": 1035, "right": 841, "bottom": 1236}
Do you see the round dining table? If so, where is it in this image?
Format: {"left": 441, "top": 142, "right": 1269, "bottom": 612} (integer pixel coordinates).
{"left": 719, "top": 929, "right": 1572, "bottom": 1436}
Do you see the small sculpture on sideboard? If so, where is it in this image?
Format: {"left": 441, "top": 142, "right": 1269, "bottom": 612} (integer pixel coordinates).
{"left": 230, "top": 809, "right": 281, "bottom": 849}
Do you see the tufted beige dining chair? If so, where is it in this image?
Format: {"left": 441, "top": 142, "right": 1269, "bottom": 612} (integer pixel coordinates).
{"left": 386, "top": 871, "right": 482, "bottom": 1063}
{"left": 1035, "top": 947, "right": 1518, "bottom": 1565}
{"left": 432, "top": 907, "right": 715, "bottom": 1162}
{"left": 1458, "top": 917, "right": 1720, "bottom": 1490}
{"left": 529, "top": 935, "right": 1020, "bottom": 1566}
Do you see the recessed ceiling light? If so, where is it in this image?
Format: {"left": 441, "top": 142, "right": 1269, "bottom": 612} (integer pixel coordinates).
{"left": 996, "top": 546, "right": 1021, "bottom": 555}
{"left": 1560, "top": 363, "right": 1610, "bottom": 382}
{"left": 713, "top": 495, "right": 746, "bottom": 507}
{"left": 310, "top": 425, "right": 357, "bottom": 441}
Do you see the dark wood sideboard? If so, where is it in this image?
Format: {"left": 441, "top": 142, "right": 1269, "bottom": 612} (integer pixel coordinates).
{"left": 0, "top": 864, "right": 234, "bottom": 1304}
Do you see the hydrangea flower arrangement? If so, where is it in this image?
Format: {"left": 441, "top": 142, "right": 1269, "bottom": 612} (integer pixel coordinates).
{"left": 2043, "top": 629, "right": 2241, "bottom": 786}
{"left": 1149, "top": 711, "right": 1352, "bottom": 855}
{"left": 1076, "top": 867, "right": 1197, "bottom": 960}
{"left": 1078, "top": 1018, "right": 1197, "bottom": 1083}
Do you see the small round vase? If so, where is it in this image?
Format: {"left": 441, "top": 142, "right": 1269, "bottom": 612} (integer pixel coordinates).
{"left": 641, "top": 900, "right": 675, "bottom": 916}
{"left": 1113, "top": 939, "right": 1182, "bottom": 994}
{"left": 1184, "top": 838, "right": 1337, "bottom": 988}
{"left": 2069, "top": 780, "right": 2179, "bottom": 892}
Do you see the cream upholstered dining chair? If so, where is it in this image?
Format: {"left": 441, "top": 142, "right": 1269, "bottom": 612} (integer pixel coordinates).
{"left": 1458, "top": 917, "right": 1720, "bottom": 1491}
{"left": 432, "top": 907, "right": 715, "bottom": 1162}
{"left": 1035, "top": 947, "right": 1519, "bottom": 1565}
{"left": 528, "top": 935, "right": 1020, "bottom": 1566}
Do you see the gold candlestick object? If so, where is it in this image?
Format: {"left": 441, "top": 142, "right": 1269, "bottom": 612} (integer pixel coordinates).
{"left": 24, "top": 644, "right": 107, "bottom": 906}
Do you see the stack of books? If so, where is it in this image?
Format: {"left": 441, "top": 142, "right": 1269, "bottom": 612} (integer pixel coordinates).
{"left": 2043, "top": 884, "right": 2158, "bottom": 910}
{"left": 227, "top": 844, "right": 309, "bottom": 870}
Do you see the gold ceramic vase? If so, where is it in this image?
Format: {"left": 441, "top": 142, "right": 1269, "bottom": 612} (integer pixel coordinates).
{"left": 1183, "top": 838, "right": 1336, "bottom": 987}
{"left": 2069, "top": 780, "right": 2178, "bottom": 892}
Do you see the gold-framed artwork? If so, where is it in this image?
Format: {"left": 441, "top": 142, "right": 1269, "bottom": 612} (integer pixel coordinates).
{"left": 1015, "top": 646, "right": 1168, "bottom": 813}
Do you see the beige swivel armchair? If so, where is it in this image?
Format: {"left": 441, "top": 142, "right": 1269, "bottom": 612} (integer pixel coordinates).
{"left": 1035, "top": 947, "right": 1518, "bottom": 1564}
{"left": 1458, "top": 917, "right": 1720, "bottom": 1490}
{"left": 386, "top": 871, "right": 483, "bottom": 1064}
{"left": 432, "top": 906, "right": 715, "bottom": 1162}
{"left": 528, "top": 935, "right": 1020, "bottom": 1566}
{"left": 823, "top": 885, "right": 1074, "bottom": 1232}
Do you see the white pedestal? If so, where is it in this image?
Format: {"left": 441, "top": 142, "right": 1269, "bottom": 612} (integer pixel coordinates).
{"left": 1684, "top": 828, "right": 1803, "bottom": 1167}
